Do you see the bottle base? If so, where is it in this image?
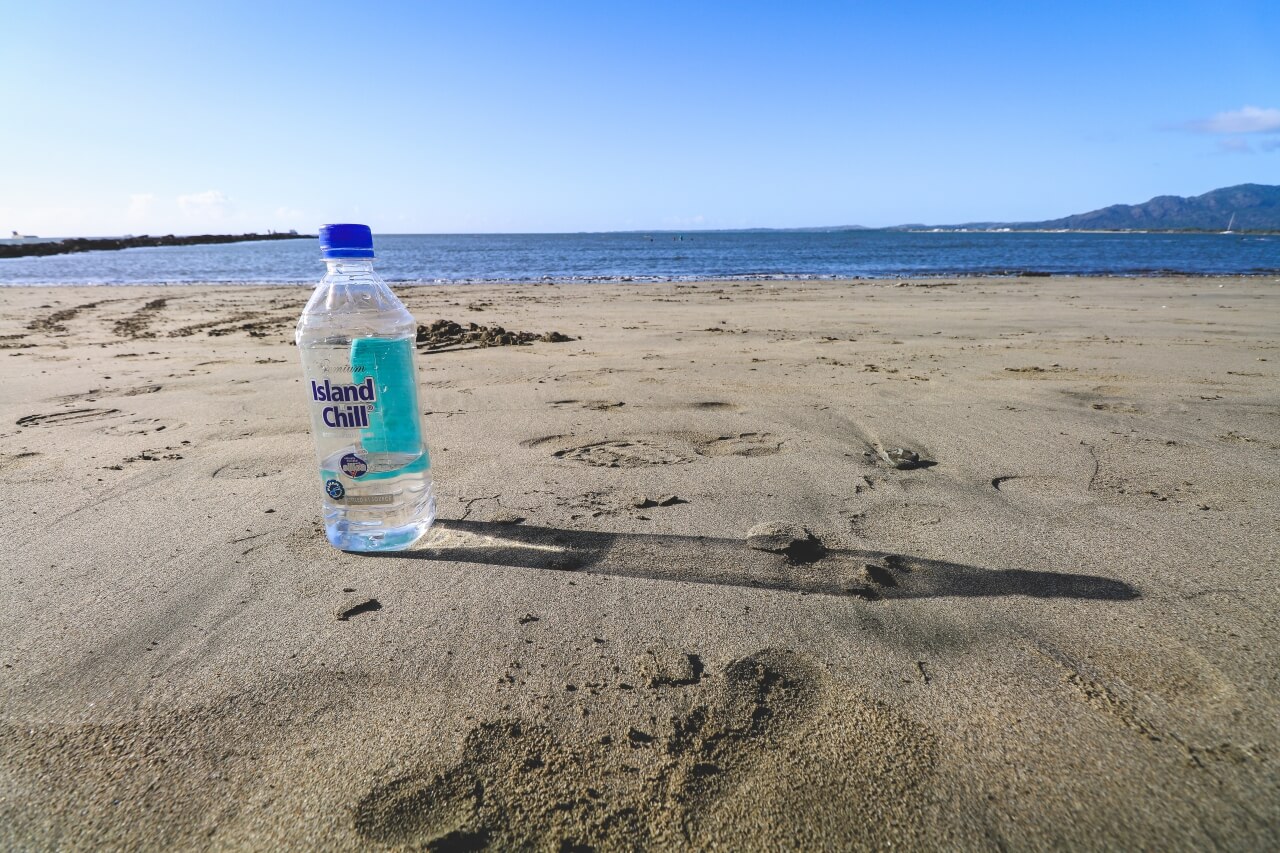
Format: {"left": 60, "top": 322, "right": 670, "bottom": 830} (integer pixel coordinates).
{"left": 324, "top": 499, "right": 436, "bottom": 553}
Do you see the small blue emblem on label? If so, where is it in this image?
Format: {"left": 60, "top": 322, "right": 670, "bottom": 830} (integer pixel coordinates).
{"left": 340, "top": 453, "right": 368, "bottom": 478}
{"left": 325, "top": 479, "right": 345, "bottom": 499}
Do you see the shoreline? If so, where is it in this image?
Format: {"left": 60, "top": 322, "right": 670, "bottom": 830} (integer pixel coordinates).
{"left": 5, "top": 268, "right": 1280, "bottom": 287}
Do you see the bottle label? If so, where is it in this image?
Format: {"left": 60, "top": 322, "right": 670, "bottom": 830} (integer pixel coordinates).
{"left": 300, "top": 339, "right": 429, "bottom": 494}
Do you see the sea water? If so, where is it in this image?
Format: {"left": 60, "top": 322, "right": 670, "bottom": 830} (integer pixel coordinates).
{"left": 5, "top": 231, "right": 1276, "bottom": 285}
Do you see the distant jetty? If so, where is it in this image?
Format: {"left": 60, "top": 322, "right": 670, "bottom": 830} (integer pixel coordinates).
{"left": 0, "top": 231, "right": 311, "bottom": 259}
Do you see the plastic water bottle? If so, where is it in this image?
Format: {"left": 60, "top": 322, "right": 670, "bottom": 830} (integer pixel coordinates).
{"left": 295, "top": 224, "right": 436, "bottom": 551}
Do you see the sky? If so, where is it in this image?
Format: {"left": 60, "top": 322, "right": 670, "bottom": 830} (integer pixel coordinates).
{"left": 2, "top": 1, "right": 1278, "bottom": 236}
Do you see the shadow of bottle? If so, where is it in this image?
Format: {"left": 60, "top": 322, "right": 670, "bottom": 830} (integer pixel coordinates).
{"left": 376, "top": 519, "right": 1138, "bottom": 602}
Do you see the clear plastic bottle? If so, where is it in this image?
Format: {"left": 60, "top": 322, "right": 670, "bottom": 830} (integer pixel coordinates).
{"left": 295, "top": 224, "right": 435, "bottom": 551}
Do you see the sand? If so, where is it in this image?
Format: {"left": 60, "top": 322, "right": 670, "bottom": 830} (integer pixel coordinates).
{"left": 0, "top": 276, "right": 1277, "bottom": 849}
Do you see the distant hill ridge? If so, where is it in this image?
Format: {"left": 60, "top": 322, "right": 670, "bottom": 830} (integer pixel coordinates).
{"left": 937, "top": 184, "right": 1280, "bottom": 232}
{"left": 723, "top": 184, "right": 1280, "bottom": 233}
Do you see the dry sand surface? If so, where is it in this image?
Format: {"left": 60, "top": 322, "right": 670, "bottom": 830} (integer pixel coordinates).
{"left": 0, "top": 276, "right": 1277, "bottom": 850}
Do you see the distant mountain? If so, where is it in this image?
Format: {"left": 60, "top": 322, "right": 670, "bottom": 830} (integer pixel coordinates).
{"left": 1030, "top": 184, "right": 1279, "bottom": 231}
{"left": 923, "top": 184, "right": 1280, "bottom": 232}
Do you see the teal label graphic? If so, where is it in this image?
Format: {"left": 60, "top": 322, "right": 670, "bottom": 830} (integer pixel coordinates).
{"left": 350, "top": 338, "right": 422, "bottom": 454}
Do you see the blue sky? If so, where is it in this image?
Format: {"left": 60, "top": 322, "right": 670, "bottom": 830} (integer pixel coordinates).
{"left": 2, "top": 1, "right": 1278, "bottom": 235}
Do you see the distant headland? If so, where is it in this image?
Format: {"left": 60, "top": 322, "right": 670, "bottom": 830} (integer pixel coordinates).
{"left": 903, "top": 183, "right": 1280, "bottom": 233}
{"left": 0, "top": 231, "right": 311, "bottom": 259}
{"left": 716, "top": 184, "right": 1280, "bottom": 234}
{"left": 795, "top": 184, "right": 1279, "bottom": 234}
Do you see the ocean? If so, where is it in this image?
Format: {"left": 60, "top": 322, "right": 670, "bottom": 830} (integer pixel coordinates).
{"left": 1, "top": 230, "right": 1277, "bottom": 285}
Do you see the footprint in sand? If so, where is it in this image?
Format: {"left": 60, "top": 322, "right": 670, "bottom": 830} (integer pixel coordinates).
{"left": 16, "top": 408, "right": 123, "bottom": 428}
{"left": 693, "top": 432, "right": 784, "bottom": 458}
{"left": 0, "top": 451, "right": 48, "bottom": 483}
{"left": 847, "top": 501, "right": 953, "bottom": 541}
{"left": 1034, "top": 629, "right": 1238, "bottom": 711}
{"left": 53, "top": 384, "right": 163, "bottom": 404}
{"left": 352, "top": 649, "right": 936, "bottom": 850}
{"left": 100, "top": 417, "right": 184, "bottom": 437}
{"left": 552, "top": 439, "right": 691, "bottom": 468}
{"left": 989, "top": 474, "right": 1091, "bottom": 506}
{"left": 0, "top": 450, "right": 39, "bottom": 469}
{"left": 1029, "top": 633, "right": 1251, "bottom": 768}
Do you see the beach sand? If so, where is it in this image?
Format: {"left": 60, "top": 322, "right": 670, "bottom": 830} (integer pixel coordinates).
{"left": 1, "top": 276, "right": 1277, "bottom": 849}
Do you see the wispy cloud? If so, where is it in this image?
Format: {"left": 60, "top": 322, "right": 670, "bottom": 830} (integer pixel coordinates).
{"left": 1176, "top": 105, "right": 1280, "bottom": 155}
{"left": 177, "top": 189, "right": 230, "bottom": 218}
{"left": 1184, "top": 105, "right": 1280, "bottom": 135}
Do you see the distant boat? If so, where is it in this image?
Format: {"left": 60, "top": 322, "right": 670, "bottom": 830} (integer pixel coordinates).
{"left": 2, "top": 230, "right": 54, "bottom": 245}
{"left": 1222, "top": 213, "right": 1236, "bottom": 234}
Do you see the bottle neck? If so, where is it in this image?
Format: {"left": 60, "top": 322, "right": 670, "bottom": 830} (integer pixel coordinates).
{"left": 305, "top": 254, "right": 409, "bottom": 321}
{"left": 324, "top": 258, "right": 375, "bottom": 274}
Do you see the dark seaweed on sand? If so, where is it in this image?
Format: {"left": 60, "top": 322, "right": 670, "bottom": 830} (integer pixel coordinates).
{"left": 417, "top": 319, "right": 573, "bottom": 352}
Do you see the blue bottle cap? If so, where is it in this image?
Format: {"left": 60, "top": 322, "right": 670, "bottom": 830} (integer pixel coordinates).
{"left": 319, "top": 224, "right": 375, "bottom": 259}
